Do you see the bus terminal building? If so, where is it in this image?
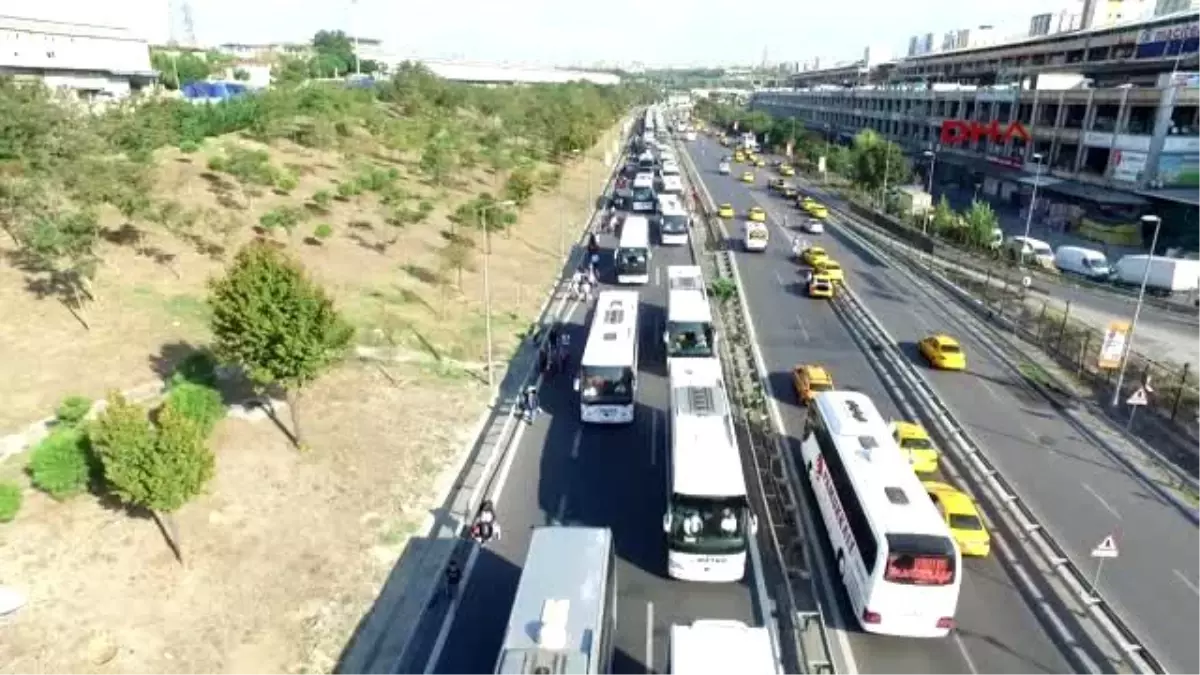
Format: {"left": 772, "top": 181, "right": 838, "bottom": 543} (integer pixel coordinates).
{"left": 753, "top": 11, "right": 1199, "bottom": 253}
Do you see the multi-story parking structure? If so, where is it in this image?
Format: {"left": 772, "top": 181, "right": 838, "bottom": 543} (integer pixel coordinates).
{"left": 753, "top": 11, "right": 1199, "bottom": 251}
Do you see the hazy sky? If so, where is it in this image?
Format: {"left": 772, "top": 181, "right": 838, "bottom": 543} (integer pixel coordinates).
{"left": 32, "top": 0, "right": 1062, "bottom": 66}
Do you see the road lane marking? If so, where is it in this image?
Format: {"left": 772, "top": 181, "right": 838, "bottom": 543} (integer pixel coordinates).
{"left": 1173, "top": 569, "right": 1199, "bottom": 596}
{"left": 953, "top": 631, "right": 982, "bottom": 674}
{"left": 795, "top": 314, "right": 811, "bottom": 342}
{"left": 645, "top": 601, "right": 655, "bottom": 674}
{"left": 650, "top": 409, "right": 659, "bottom": 467}
{"left": 422, "top": 543, "right": 481, "bottom": 673}
{"left": 555, "top": 493, "right": 568, "bottom": 524}
{"left": 1081, "top": 482, "right": 1122, "bottom": 520}
{"left": 774, "top": 269, "right": 787, "bottom": 288}
{"left": 655, "top": 266, "right": 661, "bottom": 286}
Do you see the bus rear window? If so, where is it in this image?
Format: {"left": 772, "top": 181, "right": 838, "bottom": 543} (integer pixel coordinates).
{"left": 884, "top": 553, "right": 956, "bottom": 585}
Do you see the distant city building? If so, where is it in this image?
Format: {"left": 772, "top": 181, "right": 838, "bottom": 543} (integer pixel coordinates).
{"left": 1154, "top": 0, "right": 1200, "bottom": 14}
{"left": 0, "top": 13, "right": 156, "bottom": 100}
{"left": 1078, "top": 0, "right": 1155, "bottom": 27}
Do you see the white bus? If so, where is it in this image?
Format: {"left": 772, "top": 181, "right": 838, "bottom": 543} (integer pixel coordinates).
{"left": 494, "top": 527, "right": 617, "bottom": 674}
{"left": 657, "top": 195, "right": 690, "bottom": 246}
{"left": 744, "top": 221, "right": 769, "bottom": 252}
{"left": 630, "top": 172, "right": 657, "bottom": 213}
{"left": 799, "top": 391, "right": 962, "bottom": 638}
{"left": 663, "top": 359, "right": 756, "bottom": 582}
{"left": 576, "top": 291, "right": 640, "bottom": 424}
{"left": 664, "top": 266, "right": 715, "bottom": 359}
{"left": 670, "top": 620, "right": 778, "bottom": 674}
{"left": 615, "top": 216, "right": 652, "bottom": 284}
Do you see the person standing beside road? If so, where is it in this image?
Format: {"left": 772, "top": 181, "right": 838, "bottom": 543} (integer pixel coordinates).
{"left": 444, "top": 559, "right": 462, "bottom": 600}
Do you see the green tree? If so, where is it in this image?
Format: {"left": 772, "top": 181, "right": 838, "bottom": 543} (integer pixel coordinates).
{"left": 28, "top": 428, "right": 92, "bottom": 500}
{"left": 149, "top": 50, "right": 213, "bottom": 90}
{"left": 90, "top": 393, "right": 214, "bottom": 562}
{"left": 504, "top": 168, "right": 536, "bottom": 207}
{"left": 962, "top": 200, "right": 1000, "bottom": 249}
{"left": 437, "top": 233, "right": 476, "bottom": 290}
{"left": 207, "top": 241, "right": 353, "bottom": 449}
{"left": 930, "top": 196, "right": 958, "bottom": 236}
{"left": 850, "top": 130, "right": 911, "bottom": 193}
{"left": 232, "top": 68, "right": 251, "bottom": 82}
{"left": 419, "top": 128, "right": 460, "bottom": 187}
{"left": 16, "top": 207, "right": 101, "bottom": 328}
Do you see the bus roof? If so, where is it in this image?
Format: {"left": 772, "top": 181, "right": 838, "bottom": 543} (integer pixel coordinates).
{"left": 667, "top": 265, "right": 704, "bottom": 290}
{"left": 668, "top": 288, "right": 713, "bottom": 324}
{"left": 669, "top": 360, "right": 747, "bottom": 498}
{"left": 581, "top": 291, "right": 640, "bottom": 368}
{"left": 812, "top": 391, "right": 949, "bottom": 538}
{"left": 496, "top": 527, "right": 614, "bottom": 674}
{"left": 658, "top": 194, "right": 685, "bottom": 215}
{"left": 619, "top": 217, "right": 651, "bottom": 249}
{"left": 670, "top": 620, "right": 777, "bottom": 674}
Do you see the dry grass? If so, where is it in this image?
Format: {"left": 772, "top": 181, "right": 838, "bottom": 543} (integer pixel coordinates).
{"left": 0, "top": 122, "right": 621, "bottom": 673}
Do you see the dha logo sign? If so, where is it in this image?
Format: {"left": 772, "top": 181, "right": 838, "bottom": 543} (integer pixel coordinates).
{"left": 940, "top": 120, "right": 1031, "bottom": 146}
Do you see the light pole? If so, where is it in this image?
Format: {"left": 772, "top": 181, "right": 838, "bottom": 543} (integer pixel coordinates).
{"left": 479, "top": 199, "right": 518, "bottom": 391}
{"left": 1110, "top": 214, "right": 1164, "bottom": 407}
{"left": 881, "top": 141, "right": 892, "bottom": 210}
{"left": 922, "top": 148, "right": 938, "bottom": 234}
{"left": 1020, "top": 153, "right": 1045, "bottom": 267}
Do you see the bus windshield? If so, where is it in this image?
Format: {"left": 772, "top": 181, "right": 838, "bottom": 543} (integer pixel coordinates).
{"left": 668, "top": 494, "right": 749, "bottom": 555}
{"left": 617, "top": 248, "right": 649, "bottom": 275}
{"left": 661, "top": 213, "right": 688, "bottom": 234}
{"left": 883, "top": 533, "right": 958, "bottom": 586}
{"left": 667, "top": 321, "right": 714, "bottom": 358}
{"left": 580, "top": 365, "right": 635, "bottom": 405}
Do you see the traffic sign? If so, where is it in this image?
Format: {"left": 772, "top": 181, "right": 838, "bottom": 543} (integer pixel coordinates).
{"left": 1126, "top": 388, "right": 1149, "bottom": 407}
{"left": 1091, "top": 534, "right": 1119, "bottom": 558}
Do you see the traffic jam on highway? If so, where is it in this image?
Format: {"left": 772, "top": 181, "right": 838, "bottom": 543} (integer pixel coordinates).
{"left": 423, "top": 102, "right": 1195, "bottom": 675}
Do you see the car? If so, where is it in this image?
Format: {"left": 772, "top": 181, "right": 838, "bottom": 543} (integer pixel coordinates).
{"left": 740, "top": 171, "right": 755, "bottom": 183}
{"left": 889, "top": 421, "right": 939, "bottom": 474}
{"left": 779, "top": 165, "right": 795, "bottom": 177}
{"left": 802, "top": 218, "right": 824, "bottom": 234}
{"left": 754, "top": 158, "right": 766, "bottom": 168}
{"left": 919, "top": 334, "right": 967, "bottom": 371}
{"left": 801, "top": 246, "right": 828, "bottom": 265}
{"left": 733, "top": 151, "right": 746, "bottom": 163}
{"left": 808, "top": 274, "right": 834, "bottom": 298}
{"left": 813, "top": 259, "right": 844, "bottom": 283}
{"left": 780, "top": 185, "right": 799, "bottom": 198}
{"left": 717, "top": 202, "right": 735, "bottom": 219}
{"left": 748, "top": 206, "right": 767, "bottom": 223}
{"left": 799, "top": 196, "right": 817, "bottom": 211}
{"left": 768, "top": 178, "right": 786, "bottom": 192}
{"left": 923, "top": 481, "right": 992, "bottom": 557}
{"left": 718, "top": 161, "right": 731, "bottom": 175}
{"left": 809, "top": 204, "right": 829, "bottom": 219}
{"left": 792, "top": 364, "right": 834, "bottom": 404}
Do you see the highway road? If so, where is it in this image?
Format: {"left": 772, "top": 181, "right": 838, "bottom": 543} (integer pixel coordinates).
{"left": 426, "top": 213, "right": 762, "bottom": 674}
{"left": 684, "top": 134, "right": 1200, "bottom": 674}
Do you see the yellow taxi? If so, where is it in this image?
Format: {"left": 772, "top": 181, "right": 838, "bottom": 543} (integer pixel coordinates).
{"left": 792, "top": 364, "right": 834, "bottom": 404}
{"left": 748, "top": 206, "right": 767, "bottom": 223}
{"left": 890, "top": 421, "right": 940, "bottom": 474}
{"left": 733, "top": 150, "right": 746, "bottom": 162}
{"left": 809, "top": 204, "right": 829, "bottom": 219}
{"left": 740, "top": 171, "right": 755, "bottom": 183}
{"left": 812, "top": 259, "right": 844, "bottom": 283}
{"left": 922, "top": 481, "right": 992, "bottom": 557}
{"left": 919, "top": 334, "right": 967, "bottom": 371}
{"left": 780, "top": 184, "right": 799, "bottom": 199}
{"left": 779, "top": 164, "right": 795, "bottom": 177}
{"left": 808, "top": 273, "right": 835, "bottom": 299}
{"left": 799, "top": 196, "right": 816, "bottom": 211}
{"left": 768, "top": 178, "right": 787, "bottom": 192}
{"left": 801, "top": 245, "right": 828, "bottom": 266}
{"left": 717, "top": 202, "right": 735, "bottom": 219}
{"left": 754, "top": 158, "right": 766, "bottom": 168}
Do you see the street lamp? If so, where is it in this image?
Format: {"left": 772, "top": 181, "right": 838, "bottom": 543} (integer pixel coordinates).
{"left": 479, "top": 199, "right": 518, "bottom": 391}
{"left": 1110, "top": 214, "right": 1164, "bottom": 407}
{"left": 922, "top": 148, "right": 938, "bottom": 234}
{"left": 1020, "top": 153, "right": 1045, "bottom": 267}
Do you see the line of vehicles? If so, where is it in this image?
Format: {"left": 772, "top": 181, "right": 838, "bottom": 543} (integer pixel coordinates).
{"left": 494, "top": 106, "right": 776, "bottom": 674}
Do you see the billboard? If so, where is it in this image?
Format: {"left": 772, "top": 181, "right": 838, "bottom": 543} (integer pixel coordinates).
{"left": 940, "top": 120, "right": 1030, "bottom": 145}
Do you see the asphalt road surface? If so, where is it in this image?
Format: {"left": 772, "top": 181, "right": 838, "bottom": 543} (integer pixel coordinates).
{"left": 428, "top": 218, "right": 762, "bottom": 674}
{"left": 685, "top": 134, "right": 1200, "bottom": 675}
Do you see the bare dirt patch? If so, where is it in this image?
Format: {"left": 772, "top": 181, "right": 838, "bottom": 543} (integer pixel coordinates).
{"left": 0, "top": 123, "right": 622, "bottom": 673}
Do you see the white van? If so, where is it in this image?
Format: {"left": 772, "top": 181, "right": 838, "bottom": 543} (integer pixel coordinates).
{"left": 659, "top": 175, "right": 684, "bottom": 195}
{"left": 1054, "top": 246, "right": 1111, "bottom": 280}
{"left": 744, "top": 221, "right": 770, "bottom": 252}
{"left": 1006, "top": 236, "right": 1054, "bottom": 269}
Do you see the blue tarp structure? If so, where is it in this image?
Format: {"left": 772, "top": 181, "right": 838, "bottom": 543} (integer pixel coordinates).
{"left": 180, "top": 81, "right": 251, "bottom": 100}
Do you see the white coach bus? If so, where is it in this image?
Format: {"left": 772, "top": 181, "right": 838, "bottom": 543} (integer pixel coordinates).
{"left": 798, "top": 391, "right": 962, "bottom": 638}
{"left": 615, "top": 216, "right": 652, "bottom": 284}
{"left": 575, "top": 290, "right": 640, "bottom": 424}
{"left": 663, "top": 358, "right": 756, "bottom": 582}
{"left": 664, "top": 266, "right": 715, "bottom": 360}
{"left": 657, "top": 194, "right": 690, "bottom": 246}
{"left": 669, "top": 620, "right": 778, "bottom": 674}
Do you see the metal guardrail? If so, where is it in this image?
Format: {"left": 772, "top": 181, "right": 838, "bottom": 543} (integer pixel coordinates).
{"left": 824, "top": 227, "right": 1168, "bottom": 674}
{"left": 675, "top": 141, "right": 837, "bottom": 675}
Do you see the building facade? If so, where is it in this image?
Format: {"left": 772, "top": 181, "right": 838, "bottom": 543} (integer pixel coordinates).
{"left": 0, "top": 14, "right": 156, "bottom": 100}
{"left": 759, "top": 12, "right": 1199, "bottom": 250}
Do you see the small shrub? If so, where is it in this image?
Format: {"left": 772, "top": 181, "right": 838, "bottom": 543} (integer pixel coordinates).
{"left": 0, "top": 482, "right": 20, "bottom": 523}
{"left": 314, "top": 223, "right": 334, "bottom": 239}
{"left": 28, "top": 429, "right": 92, "bottom": 500}
{"left": 171, "top": 350, "right": 219, "bottom": 388}
{"left": 275, "top": 172, "right": 299, "bottom": 194}
{"left": 504, "top": 169, "right": 535, "bottom": 206}
{"left": 56, "top": 395, "right": 94, "bottom": 427}
{"left": 710, "top": 277, "right": 737, "bottom": 302}
{"left": 259, "top": 205, "right": 307, "bottom": 234}
{"left": 537, "top": 167, "right": 563, "bottom": 191}
{"left": 178, "top": 140, "right": 200, "bottom": 154}
{"left": 357, "top": 166, "right": 400, "bottom": 192}
{"left": 418, "top": 199, "right": 435, "bottom": 216}
{"left": 207, "top": 155, "right": 228, "bottom": 172}
{"left": 311, "top": 189, "right": 333, "bottom": 209}
{"left": 164, "top": 381, "right": 225, "bottom": 437}
{"left": 335, "top": 180, "right": 363, "bottom": 201}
